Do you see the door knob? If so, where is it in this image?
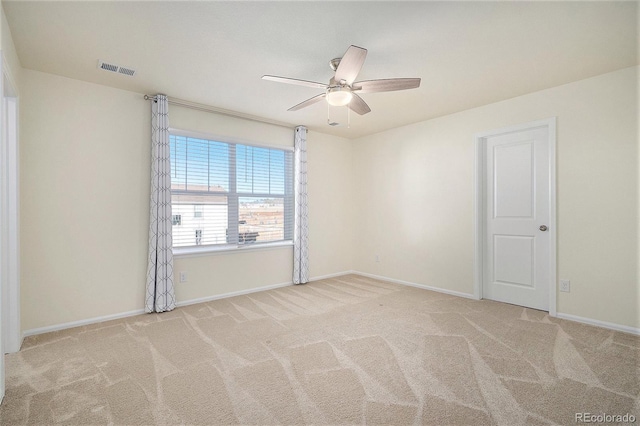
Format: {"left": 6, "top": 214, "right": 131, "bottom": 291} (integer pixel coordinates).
{"left": 539, "top": 225, "right": 548, "bottom": 231}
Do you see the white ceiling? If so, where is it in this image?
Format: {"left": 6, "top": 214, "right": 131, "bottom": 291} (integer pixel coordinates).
{"left": 4, "top": 1, "right": 638, "bottom": 139}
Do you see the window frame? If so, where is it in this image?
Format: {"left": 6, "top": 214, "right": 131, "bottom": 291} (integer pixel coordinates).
{"left": 169, "top": 128, "right": 295, "bottom": 257}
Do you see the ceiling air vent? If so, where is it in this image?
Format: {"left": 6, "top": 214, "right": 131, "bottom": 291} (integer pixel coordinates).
{"left": 118, "top": 67, "right": 136, "bottom": 77}
{"left": 97, "top": 60, "right": 137, "bottom": 77}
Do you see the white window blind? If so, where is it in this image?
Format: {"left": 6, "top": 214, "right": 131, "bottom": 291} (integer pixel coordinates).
{"left": 170, "top": 134, "right": 294, "bottom": 249}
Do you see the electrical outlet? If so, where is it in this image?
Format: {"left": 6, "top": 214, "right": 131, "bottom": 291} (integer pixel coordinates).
{"left": 179, "top": 272, "right": 188, "bottom": 283}
{"left": 375, "top": 255, "right": 380, "bottom": 263}
{"left": 560, "top": 279, "right": 570, "bottom": 292}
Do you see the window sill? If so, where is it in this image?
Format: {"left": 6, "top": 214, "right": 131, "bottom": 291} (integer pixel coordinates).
{"left": 173, "top": 241, "right": 294, "bottom": 259}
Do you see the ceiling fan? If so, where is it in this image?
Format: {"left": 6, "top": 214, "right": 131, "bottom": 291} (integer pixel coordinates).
{"left": 262, "top": 45, "right": 421, "bottom": 116}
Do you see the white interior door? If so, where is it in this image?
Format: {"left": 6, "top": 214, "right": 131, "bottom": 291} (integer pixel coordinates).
{"left": 483, "top": 126, "right": 550, "bottom": 311}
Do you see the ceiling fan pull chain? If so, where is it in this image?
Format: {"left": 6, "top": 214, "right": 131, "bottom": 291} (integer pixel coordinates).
{"left": 326, "top": 102, "right": 338, "bottom": 126}
{"left": 348, "top": 105, "right": 351, "bottom": 129}
{"left": 327, "top": 101, "right": 330, "bottom": 124}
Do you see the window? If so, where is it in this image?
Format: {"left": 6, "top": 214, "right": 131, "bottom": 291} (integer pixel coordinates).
{"left": 170, "top": 133, "right": 294, "bottom": 249}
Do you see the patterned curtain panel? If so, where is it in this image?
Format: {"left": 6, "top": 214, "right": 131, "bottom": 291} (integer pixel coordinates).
{"left": 293, "top": 126, "right": 309, "bottom": 284}
{"left": 146, "top": 94, "right": 176, "bottom": 312}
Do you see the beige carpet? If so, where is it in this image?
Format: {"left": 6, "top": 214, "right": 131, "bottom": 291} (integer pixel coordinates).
{"left": 1, "top": 274, "right": 638, "bottom": 425}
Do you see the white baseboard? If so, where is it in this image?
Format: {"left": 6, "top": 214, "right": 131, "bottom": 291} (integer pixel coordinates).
{"left": 23, "top": 308, "right": 146, "bottom": 338}
{"left": 308, "top": 270, "right": 354, "bottom": 282}
{"left": 174, "top": 271, "right": 354, "bottom": 307}
{"left": 20, "top": 272, "right": 348, "bottom": 338}
{"left": 176, "top": 280, "right": 293, "bottom": 308}
{"left": 23, "top": 271, "right": 638, "bottom": 339}
{"left": 352, "top": 270, "right": 476, "bottom": 300}
{"left": 22, "top": 282, "right": 294, "bottom": 338}
{"left": 354, "top": 271, "right": 640, "bottom": 335}
{"left": 555, "top": 312, "right": 640, "bottom": 336}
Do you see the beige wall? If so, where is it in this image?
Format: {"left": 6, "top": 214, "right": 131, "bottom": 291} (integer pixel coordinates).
{"left": 11, "top": 1, "right": 637, "bottom": 332}
{"left": 20, "top": 70, "right": 151, "bottom": 331}
{"left": 18, "top": 66, "right": 640, "bottom": 331}
{"left": 352, "top": 66, "right": 639, "bottom": 329}
{"left": 307, "top": 131, "right": 354, "bottom": 278}
{"left": 1, "top": 3, "right": 21, "bottom": 89}
{"left": 169, "top": 105, "right": 353, "bottom": 304}
{"left": 168, "top": 105, "right": 294, "bottom": 302}
{"left": 19, "top": 70, "right": 354, "bottom": 331}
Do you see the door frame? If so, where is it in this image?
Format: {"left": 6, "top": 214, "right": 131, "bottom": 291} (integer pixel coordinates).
{"left": 0, "top": 52, "right": 20, "bottom": 355}
{"left": 473, "top": 117, "right": 557, "bottom": 316}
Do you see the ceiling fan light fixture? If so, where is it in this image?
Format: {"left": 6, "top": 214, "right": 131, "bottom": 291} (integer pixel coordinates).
{"left": 326, "top": 87, "right": 353, "bottom": 106}
{"left": 263, "top": 45, "right": 420, "bottom": 117}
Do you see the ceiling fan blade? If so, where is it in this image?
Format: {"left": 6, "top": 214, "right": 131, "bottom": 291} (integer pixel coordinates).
{"left": 262, "top": 75, "right": 328, "bottom": 90}
{"left": 288, "top": 93, "right": 326, "bottom": 111}
{"left": 353, "top": 78, "right": 421, "bottom": 94}
{"left": 334, "top": 45, "right": 367, "bottom": 85}
{"left": 347, "top": 93, "right": 371, "bottom": 115}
